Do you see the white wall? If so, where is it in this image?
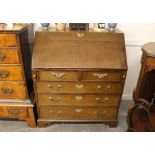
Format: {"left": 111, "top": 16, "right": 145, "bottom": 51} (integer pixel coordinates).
{"left": 117, "top": 24, "right": 155, "bottom": 100}
{"left": 34, "top": 23, "right": 155, "bottom": 100}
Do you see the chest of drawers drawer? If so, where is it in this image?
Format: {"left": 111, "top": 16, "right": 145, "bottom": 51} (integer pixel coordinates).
{"left": 0, "top": 49, "right": 20, "bottom": 64}
{"left": 0, "top": 65, "right": 24, "bottom": 80}
{"left": 39, "top": 106, "right": 117, "bottom": 120}
{"left": 36, "top": 81, "right": 122, "bottom": 94}
{"left": 37, "top": 94, "right": 121, "bottom": 106}
{"left": 0, "top": 34, "right": 18, "bottom": 47}
{"left": 81, "top": 71, "right": 123, "bottom": 81}
{"left": 0, "top": 82, "right": 26, "bottom": 99}
{"left": 0, "top": 106, "right": 28, "bottom": 118}
{"left": 38, "top": 70, "right": 78, "bottom": 81}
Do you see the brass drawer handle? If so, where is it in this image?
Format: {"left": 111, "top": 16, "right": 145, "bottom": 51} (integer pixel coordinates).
{"left": 94, "top": 110, "right": 107, "bottom": 116}
{"left": 76, "top": 33, "right": 84, "bottom": 38}
{"left": 48, "top": 85, "right": 53, "bottom": 88}
{"left": 0, "top": 53, "right": 6, "bottom": 61}
{"left": 8, "top": 109, "right": 20, "bottom": 115}
{"left": 96, "top": 97, "right": 109, "bottom": 103}
{"left": 49, "top": 96, "right": 61, "bottom": 101}
{"left": 0, "top": 71, "right": 9, "bottom": 78}
{"left": 49, "top": 110, "right": 62, "bottom": 114}
{"left": 1, "top": 88, "right": 13, "bottom": 95}
{"left": 94, "top": 73, "right": 108, "bottom": 79}
{"left": 75, "top": 108, "right": 82, "bottom": 113}
{"left": 76, "top": 84, "right": 84, "bottom": 89}
{"left": 97, "top": 85, "right": 111, "bottom": 90}
{"left": 48, "top": 85, "right": 61, "bottom": 89}
{"left": 75, "top": 96, "right": 83, "bottom": 101}
{"left": 52, "top": 72, "right": 66, "bottom": 78}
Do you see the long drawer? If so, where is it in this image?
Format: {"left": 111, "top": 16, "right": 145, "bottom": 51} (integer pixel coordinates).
{"left": 37, "top": 94, "right": 121, "bottom": 106}
{"left": 38, "top": 106, "right": 118, "bottom": 120}
{"left": 36, "top": 82, "right": 122, "bottom": 94}
{"left": 0, "top": 34, "right": 18, "bottom": 47}
{"left": 0, "top": 106, "right": 28, "bottom": 119}
{"left": 0, "top": 82, "right": 26, "bottom": 99}
{"left": 0, "top": 49, "right": 20, "bottom": 64}
{"left": 0, "top": 65, "right": 24, "bottom": 81}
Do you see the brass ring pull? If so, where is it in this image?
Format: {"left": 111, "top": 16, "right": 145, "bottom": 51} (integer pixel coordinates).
{"left": 76, "top": 33, "right": 84, "bottom": 38}
{"left": 0, "top": 71, "right": 9, "bottom": 78}
{"left": 0, "top": 53, "right": 6, "bottom": 61}
{"left": 1, "top": 88, "right": 13, "bottom": 95}
{"left": 94, "top": 73, "right": 108, "bottom": 79}
{"left": 52, "top": 72, "right": 66, "bottom": 78}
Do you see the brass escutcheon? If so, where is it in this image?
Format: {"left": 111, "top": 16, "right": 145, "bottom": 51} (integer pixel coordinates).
{"left": 76, "top": 33, "right": 84, "bottom": 38}
{"left": 75, "top": 108, "right": 82, "bottom": 113}
{"left": 75, "top": 96, "right": 83, "bottom": 101}
{"left": 76, "top": 84, "right": 84, "bottom": 89}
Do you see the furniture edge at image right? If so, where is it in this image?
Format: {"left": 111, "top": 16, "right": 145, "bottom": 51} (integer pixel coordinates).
{"left": 128, "top": 42, "right": 155, "bottom": 132}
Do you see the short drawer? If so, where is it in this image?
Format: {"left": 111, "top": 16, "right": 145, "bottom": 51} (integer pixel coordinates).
{"left": 38, "top": 71, "right": 78, "bottom": 81}
{"left": 36, "top": 82, "right": 123, "bottom": 94}
{"left": 0, "top": 106, "right": 28, "bottom": 119}
{"left": 82, "top": 71, "right": 123, "bottom": 81}
{"left": 37, "top": 94, "right": 121, "bottom": 106}
{"left": 0, "top": 34, "right": 18, "bottom": 47}
{"left": 0, "top": 65, "right": 24, "bottom": 81}
{"left": 38, "top": 106, "right": 118, "bottom": 120}
{"left": 0, "top": 49, "right": 20, "bottom": 64}
{"left": 0, "top": 82, "right": 27, "bottom": 99}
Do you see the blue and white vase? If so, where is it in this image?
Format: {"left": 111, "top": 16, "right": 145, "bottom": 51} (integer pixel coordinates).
{"left": 108, "top": 23, "right": 117, "bottom": 31}
{"left": 40, "top": 23, "right": 49, "bottom": 30}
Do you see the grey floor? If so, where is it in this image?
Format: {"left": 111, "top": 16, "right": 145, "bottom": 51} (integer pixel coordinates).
{"left": 0, "top": 100, "right": 133, "bottom": 132}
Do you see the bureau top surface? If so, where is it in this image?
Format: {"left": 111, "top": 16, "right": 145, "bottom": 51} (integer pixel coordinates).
{"left": 142, "top": 42, "right": 155, "bottom": 57}
{"left": 32, "top": 29, "right": 127, "bottom": 70}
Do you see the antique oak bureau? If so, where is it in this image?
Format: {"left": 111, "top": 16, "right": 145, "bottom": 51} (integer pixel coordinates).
{"left": 32, "top": 28, "right": 127, "bottom": 127}
{"left": 0, "top": 24, "right": 36, "bottom": 127}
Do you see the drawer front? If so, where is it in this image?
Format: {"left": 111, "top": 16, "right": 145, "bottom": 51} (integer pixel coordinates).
{"left": 0, "top": 34, "right": 18, "bottom": 47}
{"left": 39, "top": 106, "right": 118, "bottom": 120}
{"left": 0, "top": 82, "right": 27, "bottom": 99}
{"left": 0, "top": 106, "right": 28, "bottom": 118}
{"left": 36, "top": 82, "right": 122, "bottom": 94}
{"left": 82, "top": 71, "right": 123, "bottom": 81}
{"left": 38, "top": 71, "right": 78, "bottom": 81}
{"left": 37, "top": 94, "right": 121, "bottom": 106}
{"left": 0, "top": 65, "right": 24, "bottom": 81}
{"left": 0, "top": 49, "right": 20, "bottom": 64}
